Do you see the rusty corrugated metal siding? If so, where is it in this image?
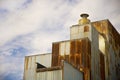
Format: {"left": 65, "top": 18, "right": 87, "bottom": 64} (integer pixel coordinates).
{"left": 52, "top": 43, "right": 59, "bottom": 66}
{"left": 92, "top": 20, "right": 120, "bottom": 80}
{"left": 24, "top": 17, "right": 120, "bottom": 80}
{"left": 100, "top": 51, "right": 105, "bottom": 80}
{"left": 35, "top": 61, "right": 83, "bottom": 80}
{"left": 24, "top": 54, "right": 51, "bottom": 80}
{"left": 52, "top": 38, "right": 91, "bottom": 68}
{"left": 107, "top": 21, "right": 120, "bottom": 80}
{"left": 92, "top": 20, "right": 108, "bottom": 35}
{"left": 52, "top": 38, "right": 91, "bottom": 80}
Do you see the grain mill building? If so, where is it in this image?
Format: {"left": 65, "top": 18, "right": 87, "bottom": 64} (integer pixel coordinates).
{"left": 24, "top": 14, "right": 120, "bottom": 80}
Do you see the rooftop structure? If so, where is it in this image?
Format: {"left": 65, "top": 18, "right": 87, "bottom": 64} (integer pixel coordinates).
{"left": 24, "top": 14, "right": 120, "bottom": 80}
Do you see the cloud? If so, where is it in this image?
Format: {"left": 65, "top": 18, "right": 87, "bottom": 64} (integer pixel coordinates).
{"left": 0, "top": 0, "right": 25, "bottom": 11}
{"left": 0, "top": 55, "right": 24, "bottom": 80}
{"left": 0, "top": 0, "right": 120, "bottom": 80}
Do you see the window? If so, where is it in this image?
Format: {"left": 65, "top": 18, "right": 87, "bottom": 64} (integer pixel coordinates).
{"left": 99, "top": 35, "right": 105, "bottom": 54}
{"left": 36, "top": 62, "right": 46, "bottom": 69}
{"left": 84, "top": 26, "right": 89, "bottom": 32}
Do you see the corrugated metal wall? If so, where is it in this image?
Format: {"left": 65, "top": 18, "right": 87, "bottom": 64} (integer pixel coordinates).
{"left": 93, "top": 20, "right": 120, "bottom": 80}
{"left": 24, "top": 56, "right": 36, "bottom": 80}
{"left": 52, "top": 38, "right": 91, "bottom": 68}
{"left": 64, "top": 61, "right": 83, "bottom": 80}
{"left": 100, "top": 51, "right": 105, "bottom": 80}
{"left": 35, "top": 61, "right": 83, "bottom": 80}
{"left": 52, "top": 43, "right": 59, "bottom": 66}
{"left": 69, "top": 21, "right": 108, "bottom": 80}
{"left": 52, "top": 38, "right": 91, "bottom": 80}
{"left": 24, "top": 54, "right": 51, "bottom": 80}
{"left": 24, "top": 19, "right": 120, "bottom": 80}
{"left": 107, "top": 21, "right": 120, "bottom": 80}
{"left": 36, "top": 70, "right": 62, "bottom": 80}
{"left": 91, "top": 26, "right": 101, "bottom": 80}
{"left": 70, "top": 24, "right": 92, "bottom": 41}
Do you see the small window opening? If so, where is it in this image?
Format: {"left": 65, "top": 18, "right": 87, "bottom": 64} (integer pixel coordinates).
{"left": 84, "top": 26, "right": 89, "bottom": 32}
{"left": 99, "top": 35, "right": 105, "bottom": 54}
{"left": 36, "top": 62, "right": 46, "bottom": 69}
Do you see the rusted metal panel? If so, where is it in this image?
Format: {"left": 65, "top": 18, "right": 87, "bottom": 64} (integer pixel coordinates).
{"left": 75, "top": 54, "right": 80, "bottom": 68}
{"left": 81, "top": 39, "right": 86, "bottom": 67}
{"left": 52, "top": 38, "right": 91, "bottom": 80}
{"left": 24, "top": 54, "right": 51, "bottom": 80}
{"left": 70, "top": 40, "right": 76, "bottom": 54}
{"left": 107, "top": 20, "right": 120, "bottom": 47}
{"left": 92, "top": 20, "right": 120, "bottom": 80}
{"left": 24, "top": 56, "right": 36, "bottom": 80}
{"left": 107, "top": 20, "right": 120, "bottom": 80}
{"left": 70, "top": 54, "right": 75, "bottom": 66}
{"left": 23, "top": 17, "right": 120, "bottom": 80}
{"left": 52, "top": 43, "right": 59, "bottom": 66}
{"left": 64, "top": 55, "right": 69, "bottom": 62}
{"left": 100, "top": 52, "right": 105, "bottom": 80}
{"left": 90, "top": 24, "right": 101, "bottom": 80}
{"left": 25, "top": 57, "right": 29, "bottom": 70}
{"left": 92, "top": 20, "right": 108, "bottom": 35}
{"left": 52, "top": 38, "right": 91, "bottom": 66}
{"left": 76, "top": 40, "right": 82, "bottom": 54}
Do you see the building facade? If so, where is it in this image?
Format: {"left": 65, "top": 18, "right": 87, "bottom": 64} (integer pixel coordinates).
{"left": 24, "top": 14, "right": 120, "bottom": 80}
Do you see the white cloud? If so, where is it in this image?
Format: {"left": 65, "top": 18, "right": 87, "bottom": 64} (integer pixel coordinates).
{"left": 0, "top": 0, "right": 25, "bottom": 11}
{"left": 0, "top": 0, "right": 120, "bottom": 80}
{"left": 0, "top": 55, "right": 24, "bottom": 80}
{"left": 1, "top": 0, "right": 119, "bottom": 47}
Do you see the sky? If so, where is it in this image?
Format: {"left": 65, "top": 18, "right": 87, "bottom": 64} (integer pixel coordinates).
{"left": 0, "top": 0, "right": 120, "bottom": 80}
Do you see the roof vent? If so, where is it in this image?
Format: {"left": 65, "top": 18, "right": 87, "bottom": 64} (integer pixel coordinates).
{"left": 78, "top": 13, "right": 90, "bottom": 25}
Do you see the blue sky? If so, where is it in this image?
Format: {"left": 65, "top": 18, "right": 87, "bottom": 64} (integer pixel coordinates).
{"left": 0, "top": 0, "right": 120, "bottom": 80}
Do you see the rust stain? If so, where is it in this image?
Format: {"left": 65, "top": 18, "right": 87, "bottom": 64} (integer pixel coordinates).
{"left": 70, "top": 40, "right": 76, "bottom": 54}
{"left": 65, "top": 55, "right": 69, "bottom": 62}
{"left": 51, "top": 38, "right": 92, "bottom": 80}
{"left": 77, "top": 40, "right": 82, "bottom": 54}
{"left": 24, "top": 16, "right": 120, "bottom": 80}
{"left": 100, "top": 52, "right": 105, "bottom": 80}
{"left": 25, "top": 57, "right": 29, "bottom": 70}
{"left": 36, "top": 66, "right": 62, "bottom": 72}
{"left": 52, "top": 43, "right": 59, "bottom": 66}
